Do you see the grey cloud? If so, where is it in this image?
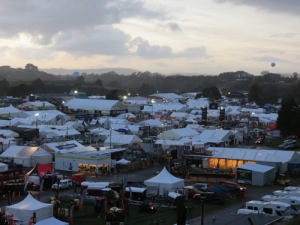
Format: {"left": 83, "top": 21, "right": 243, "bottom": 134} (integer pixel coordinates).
{"left": 271, "top": 33, "right": 300, "bottom": 38}
{"left": 0, "top": 0, "right": 166, "bottom": 45}
{"left": 167, "top": 22, "right": 182, "bottom": 32}
{"left": 135, "top": 39, "right": 173, "bottom": 59}
{"left": 214, "top": 0, "right": 300, "bottom": 16}
{"left": 53, "top": 26, "right": 131, "bottom": 56}
{"left": 252, "top": 55, "right": 286, "bottom": 63}
{"left": 177, "top": 47, "right": 209, "bottom": 58}
{"left": 132, "top": 37, "right": 210, "bottom": 59}
{"left": 153, "top": 62, "right": 168, "bottom": 67}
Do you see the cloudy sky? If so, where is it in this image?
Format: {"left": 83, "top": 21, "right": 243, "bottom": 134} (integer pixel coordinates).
{"left": 0, "top": 0, "right": 299, "bottom": 75}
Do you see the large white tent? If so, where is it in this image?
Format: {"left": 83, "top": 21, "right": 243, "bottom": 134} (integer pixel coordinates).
{"left": 35, "top": 217, "right": 68, "bottom": 225}
{"left": 144, "top": 167, "right": 184, "bottom": 195}
{"left": 0, "top": 146, "right": 52, "bottom": 167}
{"left": 103, "top": 134, "right": 142, "bottom": 147}
{"left": 0, "top": 162, "right": 8, "bottom": 172}
{"left": 5, "top": 193, "right": 53, "bottom": 224}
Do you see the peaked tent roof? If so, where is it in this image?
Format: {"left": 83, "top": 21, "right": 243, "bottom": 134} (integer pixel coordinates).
{"left": 144, "top": 167, "right": 183, "bottom": 184}
{"left": 35, "top": 217, "right": 68, "bottom": 225}
{"left": 26, "top": 163, "right": 53, "bottom": 177}
{"left": 6, "top": 193, "right": 51, "bottom": 210}
{"left": 116, "top": 158, "right": 131, "bottom": 165}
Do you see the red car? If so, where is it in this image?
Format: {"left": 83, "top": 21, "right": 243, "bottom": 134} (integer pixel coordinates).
{"left": 219, "top": 181, "right": 246, "bottom": 193}
{"left": 179, "top": 186, "right": 203, "bottom": 198}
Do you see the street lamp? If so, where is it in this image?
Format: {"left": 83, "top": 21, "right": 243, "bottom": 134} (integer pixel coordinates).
{"left": 151, "top": 99, "right": 155, "bottom": 119}
{"left": 35, "top": 113, "right": 39, "bottom": 128}
{"left": 110, "top": 128, "right": 112, "bottom": 149}
{"left": 69, "top": 162, "right": 73, "bottom": 185}
{"left": 123, "top": 96, "right": 127, "bottom": 103}
{"left": 74, "top": 90, "right": 78, "bottom": 98}
{"left": 66, "top": 127, "right": 68, "bottom": 140}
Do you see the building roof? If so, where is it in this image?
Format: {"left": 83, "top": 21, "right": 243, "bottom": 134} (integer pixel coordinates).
{"left": 65, "top": 98, "right": 123, "bottom": 111}
{"left": 237, "top": 163, "right": 274, "bottom": 172}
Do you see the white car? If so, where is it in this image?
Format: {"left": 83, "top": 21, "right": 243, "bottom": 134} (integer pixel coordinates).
{"left": 51, "top": 179, "right": 73, "bottom": 190}
{"left": 284, "top": 139, "right": 296, "bottom": 144}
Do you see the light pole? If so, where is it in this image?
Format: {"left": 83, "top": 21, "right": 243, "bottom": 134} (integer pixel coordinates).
{"left": 35, "top": 113, "right": 39, "bottom": 128}
{"left": 110, "top": 128, "right": 112, "bottom": 149}
{"left": 123, "top": 96, "right": 127, "bottom": 104}
{"left": 66, "top": 127, "right": 68, "bottom": 140}
{"left": 151, "top": 99, "right": 155, "bottom": 119}
{"left": 74, "top": 90, "right": 78, "bottom": 98}
{"left": 69, "top": 162, "right": 73, "bottom": 184}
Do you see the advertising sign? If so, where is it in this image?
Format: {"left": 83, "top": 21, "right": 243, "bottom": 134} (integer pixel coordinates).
{"left": 237, "top": 168, "right": 252, "bottom": 184}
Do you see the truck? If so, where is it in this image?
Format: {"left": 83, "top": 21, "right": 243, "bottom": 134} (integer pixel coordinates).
{"left": 71, "top": 173, "right": 86, "bottom": 186}
{"left": 214, "top": 181, "right": 246, "bottom": 198}
{"left": 261, "top": 195, "right": 300, "bottom": 215}
{"left": 245, "top": 200, "right": 292, "bottom": 220}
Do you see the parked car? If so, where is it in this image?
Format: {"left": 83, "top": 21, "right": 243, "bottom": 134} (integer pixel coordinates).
{"left": 284, "top": 144, "right": 297, "bottom": 149}
{"left": 219, "top": 180, "right": 246, "bottom": 191}
{"left": 178, "top": 186, "right": 203, "bottom": 198}
{"left": 278, "top": 142, "right": 290, "bottom": 148}
{"left": 284, "top": 139, "right": 296, "bottom": 144}
{"left": 51, "top": 179, "right": 72, "bottom": 190}
{"left": 255, "top": 138, "right": 264, "bottom": 144}
{"left": 193, "top": 183, "right": 209, "bottom": 192}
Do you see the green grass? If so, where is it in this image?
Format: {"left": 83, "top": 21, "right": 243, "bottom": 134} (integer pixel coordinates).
{"left": 57, "top": 197, "right": 244, "bottom": 225}
{"left": 284, "top": 217, "right": 300, "bottom": 225}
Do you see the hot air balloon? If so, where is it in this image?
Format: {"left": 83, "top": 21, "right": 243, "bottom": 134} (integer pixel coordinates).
{"left": 271, "top": 62, "right": 276, "bottom": 67}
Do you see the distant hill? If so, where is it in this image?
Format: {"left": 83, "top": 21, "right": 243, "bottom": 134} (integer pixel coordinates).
{"left": 40, "top": 68, "right": 139, "bottom": 75}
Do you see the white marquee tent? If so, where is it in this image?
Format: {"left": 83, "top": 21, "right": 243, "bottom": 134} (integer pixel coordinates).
{"left": 116, "top": 158, "right": 131, "bottom": 165}
{"left": 35, "top": 217, "right": 68, "bottom": 225}
{"left": 144, "top": 167, "right": 184, "bottom": 195}
{"left": 5, "top": 193, "right": 53, "bottom": 224}
{"left": 0, "top": 162, "right": 8, "bottom": 172}
{"left": 103, "top": 134, "right": 142, "bottom": 147}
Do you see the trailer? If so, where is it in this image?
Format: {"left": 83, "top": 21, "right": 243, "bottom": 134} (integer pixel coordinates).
{"left": 262, "top": 195, "right": 300, "bottom": 215}
{"left": 273, "top": 190, "right": 300, "bottom": 197}
{"left": 245, "top": 200, "right": 292, "bottom": 220}
{"left": 193, "top": 191, "right": 228, "bottom": 204}
{"left": 168, "top": 192, "right": 182, "bottom": 206}
{"left": 80, "top": 182, "right": 110, "bottom": 196}
{"left": 125, "top": 187, "right": 146, "bottom": 201}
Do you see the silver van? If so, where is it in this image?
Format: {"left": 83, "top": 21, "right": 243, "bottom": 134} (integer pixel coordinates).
{"left": 51, "top": 179, "right": 73, "bottom": 190}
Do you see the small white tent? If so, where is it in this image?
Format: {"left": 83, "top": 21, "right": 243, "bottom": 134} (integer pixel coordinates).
{"left": 5, "top": 193, "right": 53, "bottom": 224}
{"left": 0, "top": 162, "right": 8, "bottom": 172}
{"left": 144, "top": 167, "right": 184, "bottom": 195}
{"left": 116, "top": 158, "right": 131, "bottom": 165}
{"left": 35, "top": 217, "right": 69, "bottom": 225}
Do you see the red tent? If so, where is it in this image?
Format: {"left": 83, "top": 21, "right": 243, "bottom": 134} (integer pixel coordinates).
{"left": 26, "top": 163, "right": 53, "bottom": 177}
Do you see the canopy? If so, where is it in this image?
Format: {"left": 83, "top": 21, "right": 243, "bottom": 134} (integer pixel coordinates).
{"left": 26, "top": 163, "right": 53, "bottom": 178}
{"left": 116, "top": 158, "right": 131, "bottom": 165}
{"left": 144, "top": 167, "right": 184, "bottom": 195}
{"left": 5, "top": 193, "right": 53, "bottom": 224}
{"left": 35, "top": 217, "right": 68, "bottom": 225}
{"left": 0, "top": 162, "right": 8, "bottom": 172}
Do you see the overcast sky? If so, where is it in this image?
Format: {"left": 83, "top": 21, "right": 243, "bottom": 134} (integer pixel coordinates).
{"left": 0, "top": 0, "right": 299, "bottom": 75}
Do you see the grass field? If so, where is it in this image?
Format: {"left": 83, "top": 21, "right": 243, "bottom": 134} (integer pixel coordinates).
{"left": 57, "top": 197, "right": 244, "bottom": 225}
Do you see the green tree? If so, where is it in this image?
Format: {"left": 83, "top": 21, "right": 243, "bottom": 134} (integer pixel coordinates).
{"left": 106, "top": 89, "right": 119, "bottom": 100}
{"left": 202, "top": 86, "right": 221, "bottom": 101}
{"left": 25, "top": 63, "right": 39, "bottom": 71}
{"left": 0, "top": 79, "right": 9, "bottom": 95}
{"left": 277, "top": 96, "right": 300, "bottom": 137}
{"left": 7, "top": 84, "right": 31, "bottom": 98}
{"left": 31, "top": 78, "right": 44, "bottom": 93}
{"left": 75, "top": 76, "right": 85, "bottom": 83}
{"left": 248, "top": 84, "right": 263, "bottom": 104}
{"left": 94, "top": 79, "right": 102, "bottom": 86}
